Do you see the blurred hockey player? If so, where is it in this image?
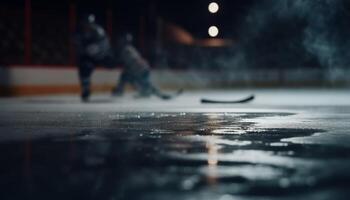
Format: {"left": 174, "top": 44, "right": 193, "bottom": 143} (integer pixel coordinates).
{"left": 75, "top": 14, "right": 117, "bottom": 102}
{"left": 112, "top": 33, "right": 182, "bottom": 99}
{"left": 76, "top": 15, "right": 181, "bottom": 102}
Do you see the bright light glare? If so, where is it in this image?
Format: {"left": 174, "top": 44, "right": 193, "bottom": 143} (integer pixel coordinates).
{"left": 208, "top": 2, "right": 219, "bottom": 13}
{"left": 208, "top": 26, "right": 219, "bottom": 37}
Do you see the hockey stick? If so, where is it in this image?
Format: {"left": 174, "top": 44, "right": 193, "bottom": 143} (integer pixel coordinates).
{"left": 201, "top": 95, "right": 255, "bottom": 104}
{"left": 157, "top": 89, "right": 184, "bottom": 100}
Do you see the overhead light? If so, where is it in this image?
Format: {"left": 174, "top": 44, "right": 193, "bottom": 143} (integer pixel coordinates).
{"left": 208, "top": 2, "right": 219, "bottom": 14}
{"left": 208, "top": 26, "right": 219, "bottom": 37}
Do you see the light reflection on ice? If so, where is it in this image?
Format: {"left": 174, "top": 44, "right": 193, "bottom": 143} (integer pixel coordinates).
{"left": 215, "top": 139, "right": 252, "bottom": 146}
{"left": 206, "top": 136, "right": 219, "bottom": 166}
{"left": 203, "top": 113, "right": 244, "bottom": 118}
{"left": 199, "top": 165, "right": 285, "bottom": 181}
{"left": 150, "top": 129, "right": 175, "bottom": 135}
{"left": 206, "top": 136, "right": 219, "bottom": 185}
{"left": 181, "top": 136, "right": 252, "bottom": 147}
{"left": 211, "top": 127, "right": 266, "bottom": 135}
{"left": 270, "top": 142, "right": 289, "bottom": 147}
{"left": 212, "top": 128, "right": 246, "bottom": 135}
{"left": 168, "top": 149, "right": 317, "bottom": 169}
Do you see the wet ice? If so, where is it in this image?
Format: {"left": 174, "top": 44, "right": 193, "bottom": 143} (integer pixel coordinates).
{"left": 0, "top": 111, "right": 349, "bottom": 200}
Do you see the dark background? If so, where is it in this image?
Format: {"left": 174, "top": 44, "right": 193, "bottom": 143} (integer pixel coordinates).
{"left": 1, "top": 0, "right": 350, "bottom": 70}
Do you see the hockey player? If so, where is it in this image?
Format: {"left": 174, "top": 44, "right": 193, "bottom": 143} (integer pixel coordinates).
{"left": 75, "top": 14, "right": 116, "bottom": 102}
{"left": 76, "top": 15, "right": 181, "bottom": 102}
{"left": 112, "top": 33, "right": 152, "bottom": 97}
{"left": 112, "top": 33, "right": 182, "bottom": 99}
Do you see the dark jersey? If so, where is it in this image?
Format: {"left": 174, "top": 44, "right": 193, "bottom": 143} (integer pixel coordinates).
{"left": 76, "top": 24, "right": 111, "bottom": 60}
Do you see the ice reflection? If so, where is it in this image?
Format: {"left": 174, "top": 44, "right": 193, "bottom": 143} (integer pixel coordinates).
{"left": 2, "top": 112, "right": 350, "bottom": 200}
{"left": 212, "top": 128, "right": 247, "bottom": 135}
{"left": 270, "top": 142, "right": 289, "bottom": 147}
{"left": 206, "top": 136, "right": 219, "bottom": 166}
{"left": 206, "top": 136, "right": 219, "bottom": 185}
{"left": 215, "top": 139, "right": 252, "bottom": 146}
{"left": 150, "top": 129, "right": 174, "bottom": 135}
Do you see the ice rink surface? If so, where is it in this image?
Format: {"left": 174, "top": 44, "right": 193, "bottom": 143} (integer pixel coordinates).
{"left": 0, "top": 89, "right": 350, "bottom": 200}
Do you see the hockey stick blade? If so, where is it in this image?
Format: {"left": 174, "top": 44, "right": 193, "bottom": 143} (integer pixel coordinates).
{"left": 201, "top": 95, "right": 255, "bottom": 104}
{"left": 159, "top": 89, "right": 184, "bottom": 100}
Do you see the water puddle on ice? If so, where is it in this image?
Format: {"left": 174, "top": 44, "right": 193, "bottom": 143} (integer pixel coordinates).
{"left": 1, "top": 112, "right": 350, "bottom": 200}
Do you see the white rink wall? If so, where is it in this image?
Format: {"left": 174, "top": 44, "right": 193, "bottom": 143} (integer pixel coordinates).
{"left": 0, "top": 67, "right": 120, "bottom": 86}
{"left": 1, "top": 66, "right": 350, "bottom": 96}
